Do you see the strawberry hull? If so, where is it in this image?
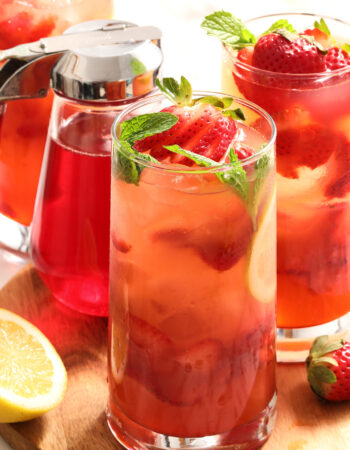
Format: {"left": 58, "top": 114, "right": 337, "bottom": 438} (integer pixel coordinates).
{"left": 107, "top": 92, "right": 276, "bottom": 447}
{"left": 221, "top": 14, "right": 350, "bottom": 330}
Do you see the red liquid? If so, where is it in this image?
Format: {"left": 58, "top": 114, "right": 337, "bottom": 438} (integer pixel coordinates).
{"left": 31, "top": 112, "right": 111, "bottom": 316}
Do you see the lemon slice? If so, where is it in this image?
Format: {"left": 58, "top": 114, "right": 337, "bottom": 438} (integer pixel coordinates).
{"left": 0, "top": 308, "right": 67, "bottom": 423}
{"left": 247, "top": 187, "right": 277, "bottom": 303}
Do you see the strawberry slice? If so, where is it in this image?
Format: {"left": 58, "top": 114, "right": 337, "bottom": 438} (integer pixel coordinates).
{"left": 275, "top": 121, "right": 348, "bottom": 178}
{"left": 154, "top": 339, "right": 230, "bottom": 406}
{"left": 133, "top": 103, "right": 237, "bottom": 165}
{"left": 303, "top": 28, "right": 332, "bottom": 48}
{"left": 153, "top": 201, "right": 253, "bottom": 271}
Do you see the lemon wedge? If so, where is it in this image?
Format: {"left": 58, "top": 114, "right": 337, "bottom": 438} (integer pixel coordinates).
{"left": 0, "top": 308, "right": 67, "bottom": 423}
{"left": 247, "top": 187, "right": 277, "bottom": 303}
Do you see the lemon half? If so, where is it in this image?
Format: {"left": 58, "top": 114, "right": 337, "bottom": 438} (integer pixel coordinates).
{"left": 0, "top": 308, "right": 67, "bottom": 423}
{"left": 247, "top": 187, "right": 277, "bottom": 303}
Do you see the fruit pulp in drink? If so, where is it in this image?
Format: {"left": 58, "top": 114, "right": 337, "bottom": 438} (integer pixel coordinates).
{"left": 30, "top": 111, "right": 111, "bottom": 316}
{"left": 0, "top": 0, "right": 114, "bottom": 226}
{"left": 108, "top": 122, "right": 276, "bottom": 439}
{"left": 222, "top": 44, "right": 350, "bottom": 329}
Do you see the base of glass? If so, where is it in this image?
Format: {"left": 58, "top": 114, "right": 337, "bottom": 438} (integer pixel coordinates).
{"left": 106, "top": 393, "right": 276, "bottom": 449}
{"left": 0, "top": 212, "right": 30, "bottom": 262}
{"left": 277, "top": 312, "right": 350, "bottom": 363}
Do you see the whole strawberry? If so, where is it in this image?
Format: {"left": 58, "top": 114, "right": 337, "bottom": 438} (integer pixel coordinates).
{"left": 252, "top": 31, "right": 326, "bottom": 73}
{"left": 306, "top": 335, "right": 350, "bottom": 401}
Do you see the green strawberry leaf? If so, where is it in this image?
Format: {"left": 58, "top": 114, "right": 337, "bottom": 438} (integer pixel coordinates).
{"left": 312, "top": 365, "right": 337, "bottom": 384}
{"left": 201, "top": 11, "right": 256, "bottom": 48}
{"left": 120, "top": 112, "right": 178, "bottom": 145}
{"left": 316, "top": 356, "right": 339, "bottom": 367}
{"left": 275, "top": 28, "right": 299, "bottom": 43}
{"left": 301, "top": 33, "right": 328, "bottom": 54}
{"left": 342, "top": 43, "right": 350, "bottom": 53}
{"left": 262, "top": 19, "right": 296, "bottom": 35}
{"left": 193, "top": 95, "right": 233, "bottom": 109}
{"left": 314, "top": 18, "right": 331, "bottom": 36}
{"left": 156, "top": 76, "right": 193, "bottom": 106}
{"left": 222, "top": 108, "right": 245, "bottom": 120}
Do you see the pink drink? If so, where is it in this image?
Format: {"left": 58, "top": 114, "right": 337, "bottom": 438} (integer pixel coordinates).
{"left": 31, "top": 110, "right": 112, "bottom": 316}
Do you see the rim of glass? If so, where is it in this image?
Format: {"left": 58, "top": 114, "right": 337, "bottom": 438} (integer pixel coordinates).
{"left": 111, "top": 91, "right": 276, "bottom": 174}
{"left": 224, "top": 12, "right": 350, "bottom": 79}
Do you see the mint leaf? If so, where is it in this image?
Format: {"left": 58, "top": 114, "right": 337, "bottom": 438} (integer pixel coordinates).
{"left": 262, "top": 19, "right": 296, "bottom": 35}
{"left": 254, "top": 152, "right": 270, "bottom": 199}
{"left": 164, "top": 144, "right": 249, "bottom": 202}
{"left": 222, "top": 148, "right": 249, "bottom": 201}
{"left": 114, "top": 112, "right": 177, "bottom": 185}
{"left": 342, "top": 43, "right": 350, "bottom": 53}
{"left": 156, "top": 76, "right": 192, "bottom": 106}
{"left": 301, "top": 33, "right": 328, "bottom": 54}
{"left": 222, "top": 108, "right": 245, "bottom": 120}
{"left": 120, "top": 112, "right": 178, "bottom": 145}
{"left": 314, "top": 18, "right": 331, "bottom": 36}
{"left": 164, "top": 144, "right": 217, "bottom": 168}
{"left": 201, "top": 11, "right": 256, "bottom": 48}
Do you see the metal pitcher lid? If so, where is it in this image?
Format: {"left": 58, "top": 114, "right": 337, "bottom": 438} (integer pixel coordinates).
{"left": 51, "top": 20, "right": 163, "bottom": 102}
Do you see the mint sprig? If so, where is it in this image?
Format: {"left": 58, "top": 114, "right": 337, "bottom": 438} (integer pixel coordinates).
{"left": 201, "top": 11, "right": 256, "bottom": 48}
{"left": 164, "top": 144, "right": 250, "bottom": 201}
{"left": 114, "top": 112, "right": 178, "bottom": 185}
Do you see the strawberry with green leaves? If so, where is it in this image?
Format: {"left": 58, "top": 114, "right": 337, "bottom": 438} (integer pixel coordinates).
{"left": 306, "top": 335, "right": 350, "bottom": 402}
{"left": 201, "top": 12, "right": 350, "bottom": 111}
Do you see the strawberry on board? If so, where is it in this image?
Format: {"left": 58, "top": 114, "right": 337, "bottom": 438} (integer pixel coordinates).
{"left": 306, "top": 335, "right": 350, "bottom": 401}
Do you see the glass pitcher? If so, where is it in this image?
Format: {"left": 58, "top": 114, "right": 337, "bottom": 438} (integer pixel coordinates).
{"left": 0, "top": 0, "right": 114, "bottom": 258}
{"left": 28, "top": 20, "right": 162, "bottom": 316}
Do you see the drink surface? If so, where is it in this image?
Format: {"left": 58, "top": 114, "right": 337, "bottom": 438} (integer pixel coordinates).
{"left": 217, "top": 13, "right": 350, "bottom": 328}
{"left": 0, "top": 0, "right": 114, "bottom": 226}
{"left": 31, "top": 111, "right": 111, "bottom": 316}
{"left": 108, "top": 113, "right": 276, "bottom": 439}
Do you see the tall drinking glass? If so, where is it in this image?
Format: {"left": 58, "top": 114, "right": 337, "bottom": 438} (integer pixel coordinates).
{"left": 221, "top": 13, "right": 350, "bottom": 362}
{"left": 0, "top": 0, "right": 114, "bottom": 257}
{"left": 107, "top": 92, "right": 276, "bottom": 449}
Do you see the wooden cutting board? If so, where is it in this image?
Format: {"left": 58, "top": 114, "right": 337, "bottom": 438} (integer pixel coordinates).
{"left": 0, "top": 264, "right": 349, "bottom": 450}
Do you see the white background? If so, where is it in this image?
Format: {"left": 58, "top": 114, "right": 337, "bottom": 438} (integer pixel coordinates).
{"left": 0, "top": 0, "right": 349, "bottom": 448}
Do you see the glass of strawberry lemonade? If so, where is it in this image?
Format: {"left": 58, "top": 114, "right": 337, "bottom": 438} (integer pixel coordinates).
{"left": 107, "top": 77, "right": 277, "bottom": 449}
{"left": 202, "top": 12, "right": 350, "bottom": 362}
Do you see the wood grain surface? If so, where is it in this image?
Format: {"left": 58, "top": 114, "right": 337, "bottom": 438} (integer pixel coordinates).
{"left": 0, "top": 264, "right": 349, "bottom": 450}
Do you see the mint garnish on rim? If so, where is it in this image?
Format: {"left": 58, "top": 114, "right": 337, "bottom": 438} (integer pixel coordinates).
{"left": 201, "top": 11, "right": 256, "bottom": 48}
{"left": 114, "top": 112, "right": 178, "bottom": 185}
{"left": 113, "top": 75, "right": 272, "bottom": 225}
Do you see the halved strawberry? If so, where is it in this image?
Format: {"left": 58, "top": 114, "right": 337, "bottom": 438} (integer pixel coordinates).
{"left": 133, "top": 103, "right": 237, "bottom": 165}
{"left": 324, "top": 46, "right": 350, "bottom": 71}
